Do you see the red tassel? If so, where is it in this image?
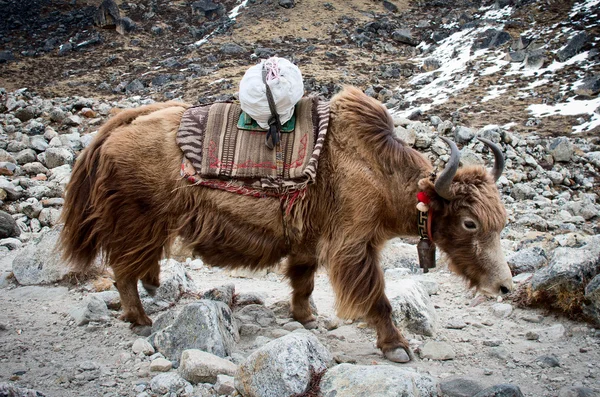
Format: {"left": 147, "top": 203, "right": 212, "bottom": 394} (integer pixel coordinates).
{"left": 417, "top": 191, "right": 431, "bottom": 204}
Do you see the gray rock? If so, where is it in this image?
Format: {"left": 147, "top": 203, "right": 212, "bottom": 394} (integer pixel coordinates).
{"left": 531, "top": 236, "right": 600, "bottom": 300}
{"left": 29, "top": 135, "right": 49, "bottom": 152}
{"left": 92, "top": 290, "right": 121, "bottom": 310}
{"left": 515, "top": 214, "right": 548, "bottom": 231}
{"left": 395, "top": 126, "right": 416, "bottom": 146}
{"left": 574, "top": 75, "right": 600, "bottom": 97}
{"left": 583, "top": 274, "right": 600, "bottom": 325}
{"left": 549, "top": 137, "right": 573, "bottom": 162}
{"left": 320, "top": 364, "right": 438, "bottom": 397}
{"left": 116, "top": 17, "right": 136, "bottom": 35}
{"left": 38, "top": 208, "right": 61, "bottom": 227}
{"left": 22, "top": 162, "right": 48, "bottom": 176}
{"left": 532, "top": 324, "right": 566, "bottom": 342}
{"left": 454, "top": 126, "right": 475, "bottom": 144}
{"left": 25, "top": 120, "right": 46, "bottom": 135}
{"left": 0, "top": 149, "right": 16, "bottom": 164}
{"left": 150, "top": 357, "right": 172, "bottom": 372}
{"left": 511, "top": 183, "right": 537, "bottom": 200}
{"left": 149, "top": 372, "right": 192, "bottom": 395}
{"left": 94, "top": 0, "right": 121, "bottom": 27}
{"left": 151, "top": 300, "right": 239, "bottom": 361}
{"left": 235, "top": 304, "right": 276, "bottom": 328}
{"left": 391, "top": 279, "right": 436, "bottom": 336}
{"left": 472, "top": 29, "right": 512, "bottom": 51}
{"left": 557, "top": 32, "right": 588, "bottom": 62}
{"left": 0, "top": 162, "right": 17, "bottom": 176}
{"left": 235, "top": 333, "right": 332, "bottom": 397}
{"left": 0, "top": 210, "right": 20, "bottom": 238}
{"left": 12, "top": 227, "right": 83, "bottom": 285}
{"left": 278, "top": 0, "right": 295, "bottom": 8}
{"left": 0, "top": 382, "right": 46, "bottom": 397}
{"left": 525, "top": 50, "right": 545, "bottom": 69}
{"left": 438, "top": 120, "right": 454, "bottom": 135}
{"left": 132, "top": 338, "right": 155, "bottom": 355}
{"left": 14, "top": 106, "right": 36, "bottom": 122}
{"left": 558, "top": 386, "right": 597, "bottom": 397}
{"left": 380, "top": 240, "right": 419, "bottom": 272}
{"left": 472, "top": 384, "right": 524, "bottom": 397}
{"left": 0, "top": 238, "right": 22, "bottom": 250}
{"left": 69, "top": 295, "right": 111, "bottom": 325}
{"left": 214, "top": 374, "right": 235, "bottom": 395}
{"left": 507, "top": 247, "right": 547, "bottom": 274}
{"left": 126, "top": 79, "right": 145, "bottom": 94}
{"left": 202, "top": 283, "right": 235, "bottom": 307}
{"left": 392, "top": 29, "right": 417, "bottom": 46}
{"left": 491, "top": 303, "right": 512, "bottom": 318}
{"left": 535, "top": 354, "right": 560, "bottom": 368}
{"left": 44, "top": 147, "right": 74, "bottom": 169}
{"left": 178, "top": 349, "right": 237, "bottom": 384}
{"left": 460, "top": 147, "right": 485, "bottom": 167}
{"left": 220, "top": 43, "right": 246, "bottom": 55}
{"left": 141, "top": 259, "right": 196, "bottom": 314}
{"left": 20, "top": 198, "right": 43, "bottom": 218}
{"left": 440, "top": 377, "right": 486, "bottom": 397}
{"left": 419, "top": 341, "right": 455, "bottom": 360}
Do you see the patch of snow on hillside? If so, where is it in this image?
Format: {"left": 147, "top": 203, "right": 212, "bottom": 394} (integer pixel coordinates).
{"left": 483, "top": 85, "right": 508, "bottom": 102}
{"left": 229, "top": 0, "right": 249, "bottom": 19}
{"left": 528, "top": 96, "right": 600, "bottom": 133}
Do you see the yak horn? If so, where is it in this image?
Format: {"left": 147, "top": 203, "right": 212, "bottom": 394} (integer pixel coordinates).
{"left": 477, "top": 137, "right": 505, "bottom": 181}
{"left": 434, "top": 136, "right": 460, "bottom": 200}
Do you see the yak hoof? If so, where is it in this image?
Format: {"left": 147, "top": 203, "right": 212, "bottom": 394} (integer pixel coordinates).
{"left": 384, "top": 347, "right": 411, "bottom": 363}
{"left": 303, "top": 320, "right": 318, "bottom": 330}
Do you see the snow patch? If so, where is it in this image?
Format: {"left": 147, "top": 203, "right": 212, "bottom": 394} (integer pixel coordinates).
{"left": 528, "top": 96, "right": 600, "bottom": 133}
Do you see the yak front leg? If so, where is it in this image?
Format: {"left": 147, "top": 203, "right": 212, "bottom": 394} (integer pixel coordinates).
{"left": 326, "top": 239, "right": 412, "bottom": 363}
{"left": 286, "top": 254, "right": 318, "bottom": 326}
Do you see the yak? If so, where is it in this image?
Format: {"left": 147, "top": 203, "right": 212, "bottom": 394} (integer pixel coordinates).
{"left": 59, "top": 86, "right": 513, "bottom": 363}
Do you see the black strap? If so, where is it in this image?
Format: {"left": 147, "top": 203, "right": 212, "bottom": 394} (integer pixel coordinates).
{"left": 262, "top": 65, "right": 282, "bottom": 149}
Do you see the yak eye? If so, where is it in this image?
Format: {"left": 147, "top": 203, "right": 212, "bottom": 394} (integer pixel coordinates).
{"left": 463, "top": 220, "right": 477, "bottom": 230}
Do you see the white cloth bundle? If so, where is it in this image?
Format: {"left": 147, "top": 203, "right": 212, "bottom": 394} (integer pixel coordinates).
{"left": 239, "top": 57, "right": 304, "bottom": 129}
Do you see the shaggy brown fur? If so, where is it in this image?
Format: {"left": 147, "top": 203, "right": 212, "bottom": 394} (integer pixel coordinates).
{"left": 60, "top": 87, "right": 509, "bottom": 359}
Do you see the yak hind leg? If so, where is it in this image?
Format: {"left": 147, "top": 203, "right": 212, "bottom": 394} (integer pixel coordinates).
{"left": 286, "top": 254, "right": 318, "bottom": 326}
{"left": 114, "top": 272, "right": 152, "bottom": 334}
{"left": 327, "top": 239, "right": 412, "bottom": 363}
{"left": 140, "top": 260, "right": 161, "bottom": 297}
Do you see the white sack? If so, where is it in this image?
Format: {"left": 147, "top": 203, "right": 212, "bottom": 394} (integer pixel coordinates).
{"left": 239, "top": 57, "right": 304, "bottom": 129}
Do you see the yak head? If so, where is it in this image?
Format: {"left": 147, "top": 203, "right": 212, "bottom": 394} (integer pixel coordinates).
{"left": 418, "top": 137, "right": 513, "bottom": 296}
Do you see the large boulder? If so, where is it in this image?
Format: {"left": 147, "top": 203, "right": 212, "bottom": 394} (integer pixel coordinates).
{"left": 235, "top": 332, "right": 332, "bottom": 397}
{"left": 529, "top": 235, "right": 600, "bottom": 313}
{"left": 583, "top": 274, "right": 600, "bottom": 325}
{"left": 12, "top": 227, "right": 93, "bottom": 285}
{"left": 390, "top": 278, "right": 437, "bottom": 336}
{"left": 319, "top": 364, "right": 438, "bottom": 397}
{"left": 151, "top": 300, "right": 239, "bottom": 362}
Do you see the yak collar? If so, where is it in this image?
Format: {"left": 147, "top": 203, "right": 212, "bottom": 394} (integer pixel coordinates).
{"left": 416, "top": 192, "right": 436, "bottom": 273}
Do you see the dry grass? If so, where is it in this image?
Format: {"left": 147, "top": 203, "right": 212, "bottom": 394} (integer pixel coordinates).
{"left": 292, "top": 367, "right": 327, "bottom": 397}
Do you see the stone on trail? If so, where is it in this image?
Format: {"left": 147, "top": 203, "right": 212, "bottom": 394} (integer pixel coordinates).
{"left": 472, "top": 384, "right": 524, "bottom": 397}
{"left": 69, "top": 295, "right": 111, "bottom": 326}
{"left": 491, "top": 303, "right": 513, "bottom": 318}
{"left": 390, "top": 278, "right": 437, "bottom": 336}
{"left": 319, "top": 364, "right": 438, "bottom": 397}
{"left": 0, "top": 382, "right": 46, "bottom": 397}
{"left": 440, "top": 377, "right": 486, "bottom": 397}
{"left": 234, "top": 304, "right": 276, "bottom": 327}
{"left": 132, "top": 338, "right": 155, "bottom": 355}
{"left": 419, "top": 341, "right": 455, "bottom": 360}
{"left": 151, "top": 300, "right": 239, "bottom": 362}
{"left": 202, "top": 283, "right": 235, "bottom": 307}
{"left": 558, "top": 386, "right": 597, "bottom": 397}
{"left": 149, "top": 372, "right": 192, "bottom": 395}
{"left": 150, "top": 357, "right": 173, "bottom": 372}
{"left": 214, "top": 374, "right": 236, "bottom": 395}
{"left": 235, "top": 333, "right": 332, "bottom": 397}
{"left": 178, "top": 349, "right": 237, "bottom": 384}
{"left": 533, "top": 324, "right": 566, "bottom": 342}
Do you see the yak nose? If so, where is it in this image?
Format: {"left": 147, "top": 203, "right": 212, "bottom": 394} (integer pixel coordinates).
{"left": 499, "top": 279, "right": 514, "bottom": 295}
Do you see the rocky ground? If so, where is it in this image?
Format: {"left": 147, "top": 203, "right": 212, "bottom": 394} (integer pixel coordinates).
{"left": 0, "top": 0, "right": 599, "bottom": 396}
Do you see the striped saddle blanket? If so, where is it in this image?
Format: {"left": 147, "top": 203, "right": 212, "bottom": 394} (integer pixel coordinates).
{"left": 176, "top": 97, "right": 330, "bottom": 197}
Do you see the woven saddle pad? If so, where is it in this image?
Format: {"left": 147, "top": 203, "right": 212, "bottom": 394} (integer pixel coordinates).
{"left": 177, "top": 97, "right": 330, "bottom": 195}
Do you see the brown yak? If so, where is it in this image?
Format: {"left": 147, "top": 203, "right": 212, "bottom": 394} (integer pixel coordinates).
{"left": 60, "top": 86, "right": 513, "bottom": 363}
